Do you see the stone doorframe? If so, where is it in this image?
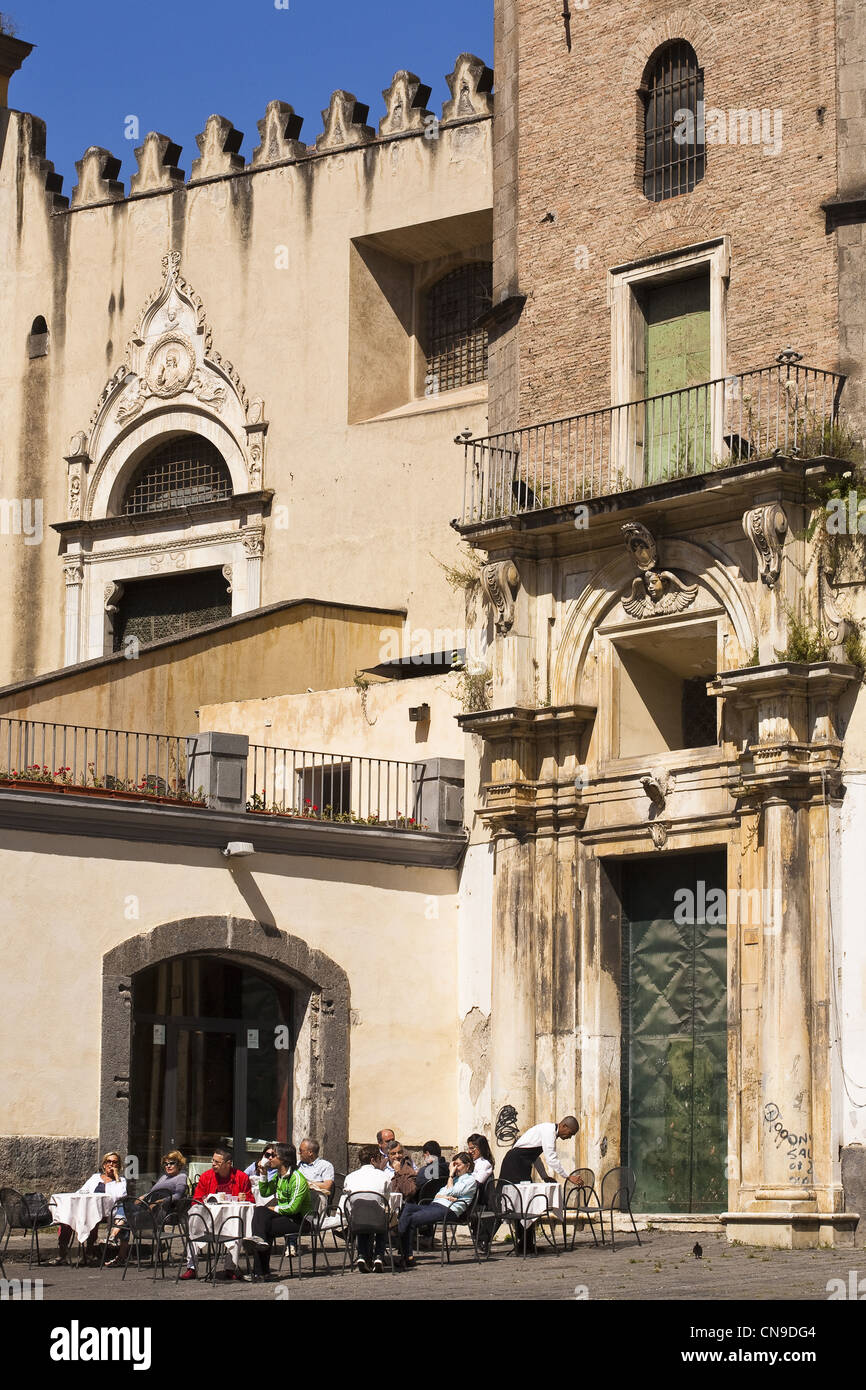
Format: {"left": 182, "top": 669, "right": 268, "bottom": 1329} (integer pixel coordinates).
{"left": 100, "top": 915, "right": 350, "bottom": 1174}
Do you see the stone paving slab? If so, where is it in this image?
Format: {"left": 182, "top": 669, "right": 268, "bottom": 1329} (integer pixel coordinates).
{"left": 2, "top": 1229, "right": 861, "bottom": 1302}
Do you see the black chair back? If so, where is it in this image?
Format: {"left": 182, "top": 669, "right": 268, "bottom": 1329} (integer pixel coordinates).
{"left": 600, "top": 1166, "right": 636, "bottom": 1212}
{"left": 344, "top": 1191, "right": 389, "bottom": 1234}
{"left": 564, "top": 1168, "right": 597, "bottom": 1209}
{"left": 416, "top": 1178, "right": 442, "bottom": 1205}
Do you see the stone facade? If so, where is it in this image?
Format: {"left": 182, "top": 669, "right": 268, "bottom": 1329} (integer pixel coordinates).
{"left": 450, "top": 0, "right": 866, "bottom": 1247}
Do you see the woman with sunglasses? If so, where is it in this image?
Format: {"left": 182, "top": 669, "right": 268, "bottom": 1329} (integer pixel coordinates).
{"left": 106, "top": 1150, "right": 188, "bottom": 1267}
{"left": 54, "top": 1151, "right": 127, "bottom": 1265}
{"left": 245, "top": 1144, "right": 279, "bottom": 1183}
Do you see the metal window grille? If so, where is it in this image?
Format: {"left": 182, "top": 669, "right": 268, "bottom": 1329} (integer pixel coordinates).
{"left": 425, "top": 263, "right": 491, "bottom": 394}
{"left": 123, "top": 436, "right": 232, "bottom": 515}
{"left": 642, "top": 42, "right": 705, "bottom": 203}
{"left": 112, "top": 569, "right": 232, "bottom": 652}
{"left": 681, "top": 675, "right": 718, "bottom": 748}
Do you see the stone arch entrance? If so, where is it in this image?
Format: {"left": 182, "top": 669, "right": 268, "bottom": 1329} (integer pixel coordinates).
{"left": 101, "top": 916, "right": 349, "bottom": 1176}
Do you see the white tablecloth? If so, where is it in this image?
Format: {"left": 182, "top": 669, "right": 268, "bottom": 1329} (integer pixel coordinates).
{"left": 502, "top": 1181, "right": 562, "bottom": 1222}
{"left": 188, "top": 1199, "right": 255, "bottom": 1266}
{"left": 49, "top": 1193, "right": 116, "bottom": 1242}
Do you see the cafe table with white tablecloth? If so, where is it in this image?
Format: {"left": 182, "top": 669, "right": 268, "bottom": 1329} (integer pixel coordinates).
{"left": 49, "top": 1192, "right": 117, "bottom": 1243}
{"left": 187, "top": 1197, "right": 257, "bottom": 1266}
{"left": 501, "top": 1181, "right": 562, "bottom": 1223}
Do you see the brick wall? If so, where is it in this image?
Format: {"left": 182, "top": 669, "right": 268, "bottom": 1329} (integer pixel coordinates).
{"left": 497, "top": 0, "right": 842, "bottom": 429}
{"left": 835, "top": 0, "right": 866, "bottom": 428}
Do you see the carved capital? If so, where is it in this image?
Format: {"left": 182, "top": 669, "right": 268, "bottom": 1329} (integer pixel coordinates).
{"left": 64, "top": 559, "right": 84, "bottom": 587}
{"left": 480, "top": 559, "right": 520, "bottom": 635}
{"left": 242, "top": 528, "right": 265, "bottom": 559}
{"left": 743, "top": 503, "right": 788, "bottom": 587}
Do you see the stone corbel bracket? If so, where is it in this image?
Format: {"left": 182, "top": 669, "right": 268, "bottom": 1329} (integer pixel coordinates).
{"left": 640, "top": 768, "right": 675, "bottom": 849}
{"left": 743, "top": 503, "right": 788, "bottom": 587}
{"left": 480, "top": 559, "right": 520, "bottom": 635}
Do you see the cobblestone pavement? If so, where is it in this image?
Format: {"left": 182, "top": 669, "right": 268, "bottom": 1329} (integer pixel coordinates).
{"left": 3, "top": 1229, "right": 862, "bottom": 1302}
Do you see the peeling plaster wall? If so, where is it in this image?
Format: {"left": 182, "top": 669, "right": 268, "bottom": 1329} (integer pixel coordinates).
{"left": 457, "top": 840, "right": 494, "bottom": 1139}
{"left": 838, "top": 777, "right": 866, "bottom": 1149}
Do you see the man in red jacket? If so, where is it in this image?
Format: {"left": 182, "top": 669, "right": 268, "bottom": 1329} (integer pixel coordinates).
{"left": 182, "top": 1147, "right": 253, "bottom": 1280}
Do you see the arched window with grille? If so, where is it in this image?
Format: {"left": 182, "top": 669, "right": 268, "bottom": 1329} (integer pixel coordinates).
{"left": 424, "top": 262, "right": 491, "bottom": 395}
{"left": 641, "top": 41, "right": 705, "bottom": 203}
{"left": 121, "top": 435, "right": 232, "bottom": 516}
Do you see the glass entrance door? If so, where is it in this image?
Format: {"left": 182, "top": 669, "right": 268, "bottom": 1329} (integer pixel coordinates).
{"left": 620, "top": 851, "right": 727, "bottom": 1212}
{"left": 165, "top": 1023, "right": 242, "bottom": 1166}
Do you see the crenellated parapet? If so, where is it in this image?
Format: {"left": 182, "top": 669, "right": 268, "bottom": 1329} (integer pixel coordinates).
{"left": 315, "top": 90, "right": 375, "bottom": 150}
{"left": 190, "top": 115, "right": 245, "bottom": 180}
{"left": 250, "top": 100, "right": 305, "bottom": 168}
{"left": 130, "top": 132, "right": 184, "bottom": 194}
{"left": 32, "top": 55, "right": 493, "bottom": 209}
{"left": 71, "top": 146, "right": 124, "bottom": 207}
{"left": 442, "top": 53, "right": 494, "bottom": 120}
{"left": 379, "top": 71, "right": 433, "bottom": 136}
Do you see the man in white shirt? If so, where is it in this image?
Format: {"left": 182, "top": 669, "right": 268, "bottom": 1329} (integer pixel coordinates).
{"left": 298, "top": 1138, "right": 335, "bottom": 1200}
{"left": 500, "top": 1117, "right": 582, "bottom": 1186}
{"left": 342, "top": 1146, "right": 392, "bottom": 1272}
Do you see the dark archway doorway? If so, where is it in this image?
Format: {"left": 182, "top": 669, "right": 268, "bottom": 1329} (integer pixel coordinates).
{"left": 129, "top": 956, "right": 293, "bottom": 1184}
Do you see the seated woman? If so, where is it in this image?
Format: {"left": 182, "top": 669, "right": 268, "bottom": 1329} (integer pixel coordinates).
{"left": 106, "top": 1151, "right": 187, "bottom": 1267}
{"left": 396, "top": 1152, "right": 477, "bottom": 1266}
{"left": 466, "top": 1133, "right": 495, "bottom": 1187}
{"left": 241, "top": 1144, "right": 314, "bottom": 1280}
{"left": 387, "top": 1141, "right": 418, "bottom": 1202}
{"left": 54, "top": 1152, "right": 127, "bottom": 1266}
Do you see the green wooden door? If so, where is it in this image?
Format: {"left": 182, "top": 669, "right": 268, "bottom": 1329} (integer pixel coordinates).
{"left": 620, "top": 852, "right": 727, "bottom": 1213}
{"left": 642, "top": 275, "right": 711, "bottom": 481}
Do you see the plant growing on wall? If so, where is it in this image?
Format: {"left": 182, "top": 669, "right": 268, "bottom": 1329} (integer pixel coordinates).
{"left": 353, "top": 671, "right": 377, "bottom": 726}
{"left": 452, "top": 663, "right": 492, "bottom": 713}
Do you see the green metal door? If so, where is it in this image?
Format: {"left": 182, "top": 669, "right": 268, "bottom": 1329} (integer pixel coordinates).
{"left": 620, "top": 852, "right": 727, "bottom": 1212}
{"left": 642, "top": 274, "right": 711, "bottom": 481}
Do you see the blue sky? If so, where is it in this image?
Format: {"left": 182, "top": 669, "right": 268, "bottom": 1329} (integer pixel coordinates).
{"left": 9, "top": 0, "right": 492, "bottom": 193}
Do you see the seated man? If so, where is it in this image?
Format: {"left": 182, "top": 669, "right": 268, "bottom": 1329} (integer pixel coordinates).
{"left": 242, "top": 1144, "right": 313, "bottom": 1281}
{"left": 376, "top": 1128, "right": 396, "bottom": 1176}
{"left": 182, "top": 1147, "right": 253, "bottom": 1281}
{"left": 387, "top": 1140, "right": 417, "bottom": 1202}
{"left": 397, "top": 1152, "right": 477, "bottom": 1265}
{"left": 298, "top": 1138, "right": 334, "bottom": 1202}
{"left": 342, "top": 1146, "right": 391, "bottom": 1273}
{"left": 417, "top": 1141, "right": 449, "bottom": 1186}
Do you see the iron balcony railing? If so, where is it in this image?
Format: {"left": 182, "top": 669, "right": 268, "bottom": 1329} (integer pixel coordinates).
{"left": 0, "top": 717, "right": 192, "bottom": 797}
{"left": 247, "top": 745, "right": 422, "bottom": 827}
{"left": 460, "top": 359, "right": 846, "bottom": 525}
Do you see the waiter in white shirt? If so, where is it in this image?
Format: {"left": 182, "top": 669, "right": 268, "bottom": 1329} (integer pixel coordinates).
{"left": 499, "top": 1116, "right": 582, "bottom": 1186}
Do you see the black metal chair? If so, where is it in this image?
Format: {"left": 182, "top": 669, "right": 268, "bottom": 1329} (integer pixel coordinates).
{"left": 0, "top": 1207, "right": 6, "bottom": 1277}
{"left": 470, "top": 1176, "right": 498, "bottom": 1257}
{"left": 0, "top": 1188, "right": 54, "bottom": 1267}
{"left": 155, "top": 1196, "right": 193, "bottom": 1275}
{"left": 562, "top": 1168, "right": 603, "bottom": 1249}
{"left": 429, "top": 1182, "right": 484, "bottom": 1264}
{"left": 178, "top": 1201, "right": 250, "bottom": 1283}
{"left": 599, "top": 1166, "right": 642, "bottom": 1250}
{"left": 273, "top": 1189, "right": 330, "bottom": 1280}
{"left": 340, "top": 1191, "right": 396, "bottom": 1274}
{"left": 98, "top": 1199, "right": 164, "bottom": 1281}
{"left": 487, "top": 1179, "right": 534, "bottom": 1257}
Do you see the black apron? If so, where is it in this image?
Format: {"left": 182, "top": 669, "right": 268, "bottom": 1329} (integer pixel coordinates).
{"left": 499, "top": 1145, "right": 542, "bottom": 1184}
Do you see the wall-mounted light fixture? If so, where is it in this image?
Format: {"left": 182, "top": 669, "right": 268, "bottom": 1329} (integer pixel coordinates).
{"left": 222, "top": 841, "right": 255, "bottom": 859}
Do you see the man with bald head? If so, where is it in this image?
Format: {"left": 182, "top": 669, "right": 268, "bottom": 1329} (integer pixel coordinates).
{"left": 377, "top": 1129, "right": 396, "bottom": 1174}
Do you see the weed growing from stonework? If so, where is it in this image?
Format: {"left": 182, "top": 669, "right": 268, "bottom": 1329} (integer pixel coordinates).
{"left": 774, "top": 605, "right": 831, "bottom": 664}
{"left": 452, "top": 663, "right": 492, "bottom": 713}
{"left": 433, "top": 546, "right": 483, "bottom": 597}
{"left": 804, "top": 465, "right": 866, "bottom": 580}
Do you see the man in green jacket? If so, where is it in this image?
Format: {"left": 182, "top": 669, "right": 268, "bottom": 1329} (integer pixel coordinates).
{"left": 243, "top": 1143, "right": 314, "bottom": 1280}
